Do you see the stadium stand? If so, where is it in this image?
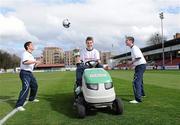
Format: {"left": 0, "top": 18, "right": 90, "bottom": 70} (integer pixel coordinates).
{"left": 112, "top": 37, "right": 180, "bottom": 70}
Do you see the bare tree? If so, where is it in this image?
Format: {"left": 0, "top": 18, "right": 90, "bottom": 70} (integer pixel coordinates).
{"left": 147, "top": 33, "right": 166, "bottom": 45}
{"left": 0, "top": 50, "right": 20, "bottom": 70}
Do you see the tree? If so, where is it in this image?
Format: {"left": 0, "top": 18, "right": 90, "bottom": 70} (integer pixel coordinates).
{"left": 147, "top": 33, "right": 166, "bottom": 46}
{"left": 0, "top": 50, "right": 20, "bottom": 70}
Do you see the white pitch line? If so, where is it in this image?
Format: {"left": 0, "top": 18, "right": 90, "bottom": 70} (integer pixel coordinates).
{"left": 0, "top": 101, "right": 28, "bottom": 125}
{"left": 0, "top": 99, "right": 13, "bottom": 103}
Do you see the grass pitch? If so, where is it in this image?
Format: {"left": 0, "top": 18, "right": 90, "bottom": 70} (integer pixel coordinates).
{"left": 0, "top": 70, "right": 180, "bottom": 125}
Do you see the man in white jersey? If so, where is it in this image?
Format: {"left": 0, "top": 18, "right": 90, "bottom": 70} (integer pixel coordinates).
{"left": 75, "top": 37, "right": 103, "bottom": 89}
{"left": 125, "top": 36, "right": 146, "bottom": 104}
{"left": 15, "top": 41, "right": 41, "bottom": 111}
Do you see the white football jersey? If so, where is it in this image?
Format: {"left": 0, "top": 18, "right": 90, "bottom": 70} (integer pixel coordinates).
{"left": 131, "top": 45, "right": 146, "bottom": 66}
{"left": 20, "top": 51, "right": 36, "bottom": 72}
{"left": 80, "top": 48, "right": 100, "bottom": 63}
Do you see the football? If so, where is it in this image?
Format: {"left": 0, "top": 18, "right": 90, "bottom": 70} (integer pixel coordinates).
{"left": 62, "top": 19, "right": 70, "bottom": 28}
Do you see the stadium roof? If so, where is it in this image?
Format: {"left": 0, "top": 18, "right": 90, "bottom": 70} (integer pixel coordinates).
{"left": 36, "top": 64, "right": 65, "bottom": 68}
{"left": 112, "top": 38, "right": 180, "bottom": 59}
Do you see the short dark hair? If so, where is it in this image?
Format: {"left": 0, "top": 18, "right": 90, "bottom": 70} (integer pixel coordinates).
{"left": 126, "top": 36, "right": 134, "bottom": 43}
{"left": 86, "top": 36, "right": 94, "bottom": 42}
{"left": 24, "top": 41, "right": 32, "bottom": 50}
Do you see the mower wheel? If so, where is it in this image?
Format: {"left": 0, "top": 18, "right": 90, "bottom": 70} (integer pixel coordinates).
{"left": 112, "top": 98, "right": 123, "bottom": 115}
{"left": 76, "top": 103, "right": 86, "bottom": 118}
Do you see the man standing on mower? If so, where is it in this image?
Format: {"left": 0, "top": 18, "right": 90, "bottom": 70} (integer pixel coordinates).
{"left": 74, "top": 36, "right": 102, "bottom": 93}
{"left": 125, "top": 36, "right": 146, "bottom": 104}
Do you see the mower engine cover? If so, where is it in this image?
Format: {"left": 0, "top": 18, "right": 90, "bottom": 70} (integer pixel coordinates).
{"left": 82, "top": 68, "right": 116, "bottom": 103}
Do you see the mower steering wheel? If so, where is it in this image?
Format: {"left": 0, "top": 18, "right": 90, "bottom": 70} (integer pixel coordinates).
{"left": 85, "top": 60, "right": 99, "bottom": 68}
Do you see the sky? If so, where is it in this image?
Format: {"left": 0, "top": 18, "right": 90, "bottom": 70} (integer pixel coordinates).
{"left": 0, "top": 0, "right": 180, "bottom": 57}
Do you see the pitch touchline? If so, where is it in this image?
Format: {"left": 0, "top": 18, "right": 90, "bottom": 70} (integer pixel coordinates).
{"left": 0, "top": 101, "right": 28, "bottom": 125}
{"left": 0, "top": 99, "right": 14, "bottom": 102}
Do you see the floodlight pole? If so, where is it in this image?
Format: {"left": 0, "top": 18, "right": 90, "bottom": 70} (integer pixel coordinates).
{"left": 159, "top": 12, "right": 165, "bottom": 70}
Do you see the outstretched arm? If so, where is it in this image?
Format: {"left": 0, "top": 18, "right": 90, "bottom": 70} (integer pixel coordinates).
{"left": 127, "top": 57, "right": 141, "bottom": 65}
{"left": 23, "top": 60, "right": 41, "bottom": 67}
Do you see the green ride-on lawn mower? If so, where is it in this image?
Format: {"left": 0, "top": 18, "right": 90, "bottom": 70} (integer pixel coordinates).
{"left": 74, "top": 60, "right": 123, "bottom": 118}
